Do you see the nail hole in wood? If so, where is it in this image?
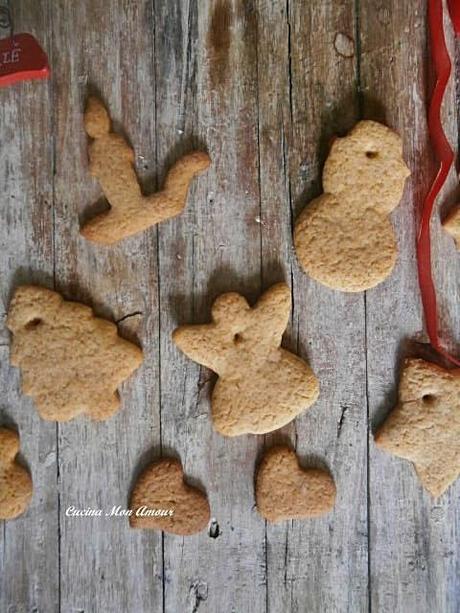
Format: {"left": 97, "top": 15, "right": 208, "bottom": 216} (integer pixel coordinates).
{"left": 208, "top": 518, "right": 220, "bottom": 538}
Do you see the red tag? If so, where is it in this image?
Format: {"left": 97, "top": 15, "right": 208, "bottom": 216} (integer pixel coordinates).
{"left": 0, "top": 33, "right": 50, "bottom": 87}
{"left": 448, "top": 0, "right": 460, "bottom": 34}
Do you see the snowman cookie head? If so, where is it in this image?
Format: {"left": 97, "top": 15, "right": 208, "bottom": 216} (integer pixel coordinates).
{"left": 323, "top": 120, "right": 410, "bottom": 214}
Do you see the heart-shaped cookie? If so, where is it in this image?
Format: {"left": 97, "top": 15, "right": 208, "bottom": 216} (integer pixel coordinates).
{"left": 256, "top": 446, "right": 336, "bottom": 523}
{"left": 129, "top": 458, "right": 210, "bottom": 535}
{"left": 0, "top": 428, "right": 33, "bottom": 520}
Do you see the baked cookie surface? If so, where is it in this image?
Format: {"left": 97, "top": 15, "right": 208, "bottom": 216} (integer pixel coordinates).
{"left": 0, "top": 428, "right": 33, "bottom": 520}
{"left": 444, "top": 206, "right": 460, "bottom": 248}
{"left": 173, "top": 283, "right": 319, "bottom": 436}
{"left": 81, "top": 97, "right": 211, "bottom": 245}
{"left": 294, "top": 120, "right": 410, "bottom": 292}
{"left": 129, "top": 457, "right": 210, "bottom": 535}
{"left": 256, "top": 446, "right": 336, "bottom": 523}
{"left": 375, "top": 358, "right": 460, "bottom": 498}
{"left": 7, "top": 286, "right": 143, "bottom": 422}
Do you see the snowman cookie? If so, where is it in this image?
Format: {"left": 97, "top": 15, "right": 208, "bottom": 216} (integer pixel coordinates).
{"left": 294, "top": 121, "right": 410, "bottom": 292}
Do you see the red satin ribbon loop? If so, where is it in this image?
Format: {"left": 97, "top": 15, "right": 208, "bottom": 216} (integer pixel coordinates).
{"left": 447, "top": 0, "right": 460, "bottom": 34}
{"left": 416, "top": 0, "right": 460, "bottom": 367}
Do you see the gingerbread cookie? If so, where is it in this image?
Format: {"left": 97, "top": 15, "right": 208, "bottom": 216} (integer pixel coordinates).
{"left": 256, "top": 446, "right": 336, "bottom": 522}
{"left": 7, "top": 286, "right": 143, "bottom": 422}
{"left": 0, "top": 428, "right": 33, "bottom": 520}
{"left": 129, "top": 457, "right": 210, "bottom": 535}
{"left": 81, "top": 97, "right": 211, "bottom": 245}
{"left": 173, "top": 283, "right": 319, "bottom": 436}
{"left": 444, "top": 206, "right": 460, "bottom": 249}
{"left": 294, "top": 120, "right": 410, "bottom": 292}
{"left": 375, "top": 358, "right": 460, "bottom": 498}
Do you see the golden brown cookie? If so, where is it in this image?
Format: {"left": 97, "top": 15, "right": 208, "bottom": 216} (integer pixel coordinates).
{"left": 81, "top": 97, "right": 211, "bottom": 245}
{"left": 129, "top": 457, "right": 210, "bottom": 535}
{"left": 375, "top": 358, "right": 460, "bottom": 498}
{"left": 173, "top": 283, "right": 319, "bottom": 436}
{"left": 7, "top": 286, "right": 143, "bottom": 422}
{"left": 294, "top": 120, "right": 410, "bottom": 292}
{"left": 256, "top": 446, "right": 336, "bottom": 523}
{"left": 444, "top": 206, "right": 460, "bottom": 249}
{"left": 0, "top": 428, "right": 33, "bottom": 520}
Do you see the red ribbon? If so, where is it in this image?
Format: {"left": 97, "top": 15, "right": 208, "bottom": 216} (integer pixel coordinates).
{"left": 447, "top": 0, "right": 460, "bottom": 34}
{"left": 416, "top": 0, "right": 460, "bottom": 367}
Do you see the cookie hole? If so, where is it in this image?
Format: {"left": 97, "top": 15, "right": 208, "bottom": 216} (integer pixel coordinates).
{"left": 233, "top": 333, "right": 243, "bottom": 345}
{"left": 366, "top": 151, "right": 378, "bottom": 159}
{"left": 25, "top": 318, "right": 43, "bottom": 330}
{"left": 422, "top": 394, "right": 436, "bottom": 405}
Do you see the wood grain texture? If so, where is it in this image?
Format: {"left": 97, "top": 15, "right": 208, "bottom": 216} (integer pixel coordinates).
{"left": 0, "top": 2, "right": 59, "bottom": 612}
{"left": 50, "top": 1, "right": 162, "bottom": 611}
{"left": 156, "top": 2, "right": 267, "bottom": 611}
{"left": 0, "top": 0, "right": 458, "bottom": 612}
{"left": 260, "top": 2, "right": 369, "bottom": 612}
{"left": 360, "top": 1, "right": 460, "bottom": 612}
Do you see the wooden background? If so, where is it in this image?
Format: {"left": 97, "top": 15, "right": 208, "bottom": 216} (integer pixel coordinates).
{"left": 0, "top": 0, "right": 459, "bottom": 611}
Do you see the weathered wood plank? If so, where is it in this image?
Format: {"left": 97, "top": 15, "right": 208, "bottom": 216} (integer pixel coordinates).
{"left": 260, "top": 1, "right": 370, "bottom": 611}
{"left": 50, "top": 1, "right": 162, "bottom": 611}
{"left": 0, "top": 1, "right": 59, "bottom": 611}
{"left": 155, "top": 0, "right": 267, "bottom": 611}
{"left": 360, "top": 1, "right": 460, "bottom": 611}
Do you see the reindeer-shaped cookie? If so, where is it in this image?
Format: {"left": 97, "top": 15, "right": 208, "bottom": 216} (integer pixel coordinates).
{"left": 294, "top": 121, "right": 410, "bottom": 292}
{"left": 0, "top": 428, "right": 33, "bottom": 520}
{"left": 173, "top": 283, "right": 319, "bottom": 436}
{"left": 81, "top": 97, "right": 211, "bottom": 245}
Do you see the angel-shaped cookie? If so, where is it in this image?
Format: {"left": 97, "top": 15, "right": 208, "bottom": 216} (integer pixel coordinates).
{"left": 444, "top": 206, "right": 460, "bottom": 249}
{"left": 375, "top": 358, "right": 460, "bottom": 498}
{"left": 81, "top": 97, "right": 211, "bottom": 245}
{"left": 173, "top": 283, "right": 319, "bottom": 436}
{"left": 0, "top": 428, "right": 33, "bottom": 520}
